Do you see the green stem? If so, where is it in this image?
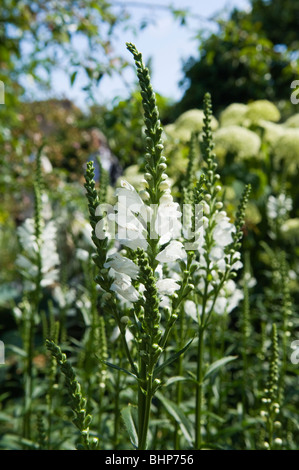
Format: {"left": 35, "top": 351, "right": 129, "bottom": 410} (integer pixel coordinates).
{"left": 138, "top": 373, "right": 153, "bottom": 450}
{"left": 174, "top": 311, "right": 184, "bottom": 449}
{"left": 195, "top": 325, "right": 205, "bottom": 449}
{"left": 138, "top": 358, "right": 147, "bottom": 449}
{"left": 23, "top": 299, "right": 36, "bottom": 440}
{"left": 113, "top": 369, "right": 121, "bottom": 449}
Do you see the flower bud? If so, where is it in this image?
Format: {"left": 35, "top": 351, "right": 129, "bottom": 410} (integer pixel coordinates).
{"left": 158, "top": 163, "right": 167, "bottom": 170}
{"left": 159, "top": 181, "right": 170, "bottom": 191}
{"left": 160, "top": 194, "right": 173, "bottom": 204}
{"left": 102, "top": 292, "right": 112, "bottom": 301}
{"left": 140, "top": 190, "right": 150, "bottom": 201}
{"left": 141, "top": 179, "right": 149, "bottom": 188}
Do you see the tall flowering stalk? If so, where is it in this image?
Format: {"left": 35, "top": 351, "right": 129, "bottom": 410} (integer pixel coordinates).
{"left": 15, "top": 146, "right": 60, "bottom": 440}
{"left": 84, "top": 43, "right": 194, "bottom": 450}
{"left": 186, "top": 93, "right": 251, "bottom": 449}
{"left": 260, "top": 324, "right": 281, "bottom": 450}
{"left": 84, "top": 44, "right": 251, "bottom": 450}
{"left": 46, "top": 340, "right": 99, "bottom": 450}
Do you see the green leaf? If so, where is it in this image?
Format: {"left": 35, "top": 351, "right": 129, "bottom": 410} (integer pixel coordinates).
{"left": 204, "top": 356, "right": 238, "bottom": 381}
{"left": 154, "top": 338, "right": 193, "bottom": 379}
{"left": 200, "top": 442, "right": 232, "bottom": 450}
{"left": 156, "top": 391, "right": 194, "bottom": 445}
{"left": 6, "top": 344, "right": 27, "bottom": 358}
{"left": 164, "top": 376, "right": 189, "bottom": 387}
{"left": 70, "top": 71, "right": 77, "bottom": 86}
{"left": 121, "top": 405, "right": 138, "bottom": 449}
{"left": 102, "top": 360, "right": 137, "bottom": 380}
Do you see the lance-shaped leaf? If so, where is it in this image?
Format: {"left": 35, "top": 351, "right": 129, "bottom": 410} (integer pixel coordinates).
{"left": 204, "top": 355, "right": 238, "bottom": 381}
{"left": 156, "top": 391, "right": 194, "bottom": 445}
{"left": 153, "top": 338, "right": 193, "bottom": 379}
{"left": 121, "top": 405, "right": 138, "bottom": 449}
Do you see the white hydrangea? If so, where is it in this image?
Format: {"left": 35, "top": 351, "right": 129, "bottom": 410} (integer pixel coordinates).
{"left": 245, "top": 100, "right": 281, "bottom": 123}
{"left": 214, "top": 125, "right": 261, "bottom": 161}
{"left": 220, "top": 103, "right": 249, "bottom": 127}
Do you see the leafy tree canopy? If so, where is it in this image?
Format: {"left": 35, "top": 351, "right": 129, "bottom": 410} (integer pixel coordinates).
{"left": 173, "top": 0, "right": 299, "bottom": 119}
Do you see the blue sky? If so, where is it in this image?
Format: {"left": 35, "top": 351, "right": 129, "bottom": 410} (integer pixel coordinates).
{"left": 39, "top": 0, "right": 250, "bottom": 109}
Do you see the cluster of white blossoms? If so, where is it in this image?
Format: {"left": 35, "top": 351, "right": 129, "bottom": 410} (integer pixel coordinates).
{"left": 183, "top": 198, "right": 244, "bottom": 319}
{"left": 266, "top": 193, "right": 292, "bottom": 220}
{"left": 16, "top": 218, "right": 60, "bottom": 291}
{"left": 95, "top": 175, "right": 244, "bottom": 318}
{"left": 97, "top": 178, "right": 186, "bottom": 305}
{"left": 184, "top": 279, "right": 243, "bottom": 321}
{"left": 198, "top": 206, "right": 242, "bottom": 271}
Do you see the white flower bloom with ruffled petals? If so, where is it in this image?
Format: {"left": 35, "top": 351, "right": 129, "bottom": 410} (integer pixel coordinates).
{"left": 155, "top": 199, "right": 182, "bottom": 245}
{"left": 213, "top": 279, "right": 243, "bottom": 314}
{"left": 184, "top": 300, "right": 199, "bottom": 322}
{"left": 156, "top": 278, "right": 180, "bottom": 296}
{"left": 213, "top": 211, "right": 236, "bottom": 247}
{"left": 114, "top": 206, "right": 148, "bottom": 251}
{"left": 16, "top": 218, "right": 59, "bottom": 290}
{"left": 110, "top": 271, "right": 140, "bottom": 303}
{"left": 266, "top": 194, "right": 292, "bottom": 220}
{"left": 112, "top": 179, "right": 151, "bottom": 251}
{"left": 156, "top": 240, "right": 186, "bottom": 263}
{"left": 104, "top": 252, "right": 139, "bottom": 279}
{"left": 116, "top": 179, "right": 145, "bottom": 213}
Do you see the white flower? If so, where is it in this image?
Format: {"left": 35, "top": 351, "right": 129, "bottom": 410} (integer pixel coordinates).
{"left": 184, "top": 300, "right": 199, "bottom": 322}
{"left": 156, "top": 240, "right": 186, "bottom": 263}
{"left": 114, "top": 204, "right": 148, "bottom": 251}
{"left": 76, "top": 248, "right": 90, "bottom": 261}
{"left": 110, "top": 271, "right": 140, "bottom": 303}
{"left": 155, "top": 200, "right": 182, "bottom": 244}
{"left": 213, "top": 280, "right": 244, "bottom": 314}
{"left": 266, "top": 194, "right": 292, "bottom": 220}
{"left": 16, "top": 219, "right": 38, "bottom": 257}
{"left": 241, "top": 272, "right": 256, "bottom": 288}
{"left": 115, "top": 179, "right": 145, "bottom": 213}
{"left": 156, "top": 278, "right": 180, "bottom": 296}
{"left": 104, "top": 252, "right": 139, "bottom": 279}
{"left": 210, "top": 246, "right": 224, "bottom": 261}
{"left": 213, "top": 211, "right": 235, "bottom": 247}
{"left": 112, "top": 180, "right": 151, "bottom": 250}
{"left": 110, "top": 325, "right": 134, "bottom": 344}
{"left": 16, "top": 218, "right": 59, "bottom": 289}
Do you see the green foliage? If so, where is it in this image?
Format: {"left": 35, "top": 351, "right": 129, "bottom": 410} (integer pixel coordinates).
{"left": 173, "top": 2, "right": 299, "bottom": 117}
{"left": 0, "top": 39, "right": 298, "bottom": 452}
{"left": 46, "top": 339, "right": 99, "bottom": 450}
